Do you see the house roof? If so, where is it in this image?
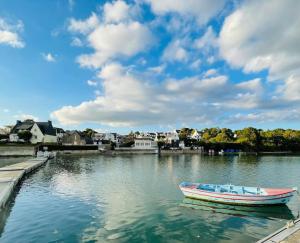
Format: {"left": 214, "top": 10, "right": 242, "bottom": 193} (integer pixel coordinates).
{"left": 11, "top": 120, "right": 56, "bottom": 136}
{"left": 11, "top": 120, "right": 34, "bottom": 134}
{"left": 54, "top": 127, "right": 65, "bottom": 133}
{"left": 36, "top": 122, "right": 56, "bottom": 136}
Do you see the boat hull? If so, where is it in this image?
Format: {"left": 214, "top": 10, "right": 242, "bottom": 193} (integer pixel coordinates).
{"left": 180, "top": 187, "right": 295, "bottom": 206}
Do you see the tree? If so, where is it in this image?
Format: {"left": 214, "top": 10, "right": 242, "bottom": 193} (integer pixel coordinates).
{"left": 83, "top": 128, "right": 96, "bottom": 138}
{"left": 18, "top": 130, "right": 32, "bottom": 142}
{"left": 235, "top": 127, "right": 261, "bottom": 150}
{"left": 213, "top": 128, "right": 234, "bottom": 143}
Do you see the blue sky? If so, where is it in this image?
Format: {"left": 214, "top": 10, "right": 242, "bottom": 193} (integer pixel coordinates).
{"left": 1, "top": 0, "right": 300, "bottom": 133}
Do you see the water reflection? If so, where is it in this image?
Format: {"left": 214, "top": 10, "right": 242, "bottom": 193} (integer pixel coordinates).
{"left": 0, "top": 154, "right": 299, "bottom": 243}
{"left": 181, "top": 198, "right": 295, "bottom": 220}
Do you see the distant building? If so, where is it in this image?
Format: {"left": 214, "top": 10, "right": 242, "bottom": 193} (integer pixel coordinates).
{"left": 54, "top": 127, "right": 65, "bottom": 143}
{"left": 0, "top": 125, "right": 13, "bottom": 135}
{"left": 134, "top": 138, "right": 157, "bottom": 149}
{"left": 165, "top": 131, "right": 180, "bottom": 144}
{"left": 92, "top": 132, "right": 120, "bottom": 144}
{"left": 189, "top": 129, "right": 201, "bottom": 140}
{"left": 62, "top": 131, "right": 86, "bottom": 145}
{"left": 10, "top": 120, "right": 57, "bottom": 144}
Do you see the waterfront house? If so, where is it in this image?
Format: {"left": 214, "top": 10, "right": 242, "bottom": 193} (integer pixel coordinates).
{"left": 165, "top": 131, "right": 180, "bottom": 144}
{"left": 54, "top": 127, "right": 65, "bottom": 143}
{"left": 189, "top": 129, "right": 201, "bottom": 140}
{"left": 10, "top": 120, "right": 57, "bottom": 144}
{"left": 92, "top": 132, "right": 120, "bottom": 144}
{"left": 61, "top": 131, "right": 88, "bottom": 145}
{"left": 134, "top": 137, "right": 157, "bottom": 149}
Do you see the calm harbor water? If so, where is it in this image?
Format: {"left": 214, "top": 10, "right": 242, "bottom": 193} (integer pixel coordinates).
{"left": 0, "top": 154, "right": 299, "bottom": 242}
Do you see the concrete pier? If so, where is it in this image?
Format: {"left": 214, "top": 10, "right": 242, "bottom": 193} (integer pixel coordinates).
{"left": 257, "top": 218, "right": 300, "bottom": 243}
{"left": 0, "top": 157, "right": 49, "bottom": 208}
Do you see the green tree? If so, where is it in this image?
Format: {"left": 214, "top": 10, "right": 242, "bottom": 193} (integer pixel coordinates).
{"left": 83, "top": 128, "right": 96, "bottom": 138}
{"left": 18, "top": 130, "right": 32, "bottom": 142}
{"left": 235, "top": 127, "right": 261, "bottom": 150}
{"left": 213, "top": 128, "right": 234, "bottom": 143}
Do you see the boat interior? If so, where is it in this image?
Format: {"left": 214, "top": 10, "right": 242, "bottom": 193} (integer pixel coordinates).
{"left": 198, "top": 184, "right": 264, "bottom": 195}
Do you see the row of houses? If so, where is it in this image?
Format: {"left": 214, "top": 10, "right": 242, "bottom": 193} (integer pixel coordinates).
{"left": 0, "top": 120, "right": 202, "bottom": 148}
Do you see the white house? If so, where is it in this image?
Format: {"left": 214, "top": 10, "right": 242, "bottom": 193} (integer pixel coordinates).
{"left": 93, "top": 132, "right": 119, "bottom": 144}
{"left": 134, "top": 138, "right": 157, "bottom": 149}
{"left": 165, "top": 130, "right": 180, "bottom": 144}
{"left": 189, "top": 129, "right": 201, "bottom": 140}
{"left": 10, "top": 120, "right": 57, "bottom": 144}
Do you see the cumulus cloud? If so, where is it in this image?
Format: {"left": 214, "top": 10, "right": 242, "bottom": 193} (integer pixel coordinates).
{"left": 68, "top": 2, "right": 154, "bottom": 69}
{"left": 56, "top": 0, "right": 300, "bottom": 127}
{"left": 14, "top": 114, "right": 39, "bottom": 121}
{"left": 162, "top": 39, "right": 189, "bottom": 63}
{"left": 145, "top": 0, "right": 225, "bottom": 25}
{"left": 71, "top": 37, "right": 83, "bottom": 47}
{"left": 219, "top": 0, "right": 300, "bottom": 101}
{"left": 204, "top": 69, "right": 218, "bottom": 77}
{"left": 42, "top": 53, "right": 56, "bottom": 62}
{"left": 228, "top": 108, "right": 300, "bottom": 124}
{"left": 86, "top": 79, "right": 97, "bottom": 86}
{"left": 52, "top": 62, "right": 266, "bottom": 126}
{"left": 0, "top": 17, "right": 25, "bottom": 48}
{"left": 103, "top": 0, "right": 130, "bottom": 23}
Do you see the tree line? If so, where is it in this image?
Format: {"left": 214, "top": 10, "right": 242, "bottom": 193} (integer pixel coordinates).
{"left": 178, "top": 127, "right": 300, "bottom": 152}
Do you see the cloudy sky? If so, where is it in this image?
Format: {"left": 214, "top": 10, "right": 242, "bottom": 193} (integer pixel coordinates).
{"left": 1, "top": 0, "right": 300, "bottom": 133}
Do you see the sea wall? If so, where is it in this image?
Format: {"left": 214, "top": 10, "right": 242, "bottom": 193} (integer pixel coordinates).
{"left": 57, "top": 150, "right": 101, "bottom": 155}
{"left": 0, "top": 157, "right": 49, "bottom": 208}
{"left": 112, "top": 148, "right": 158, "bottom": 154}
{"left": 160, "top": 150, "right": 203, "bottom": 155}
{"left": 0, "top": 145, "right": 36, "bottom": 157}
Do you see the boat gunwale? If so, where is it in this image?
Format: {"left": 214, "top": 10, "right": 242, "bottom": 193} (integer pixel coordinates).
{"left": 179, "top": 184, "right": 296, "bottom": 198}
{"left": 180, "top": 187, "right": 294, "bottom": 202}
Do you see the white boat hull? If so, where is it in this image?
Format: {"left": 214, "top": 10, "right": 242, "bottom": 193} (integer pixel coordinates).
{"left": 180, "top": 187, "right": 295, "bottom": 206}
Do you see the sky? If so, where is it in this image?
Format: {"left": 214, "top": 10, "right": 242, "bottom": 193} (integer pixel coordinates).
{"left": 0, "top": 0, "right": 300, "bottom": 133}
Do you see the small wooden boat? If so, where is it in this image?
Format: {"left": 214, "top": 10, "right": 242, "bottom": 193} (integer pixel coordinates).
{"left": 179, "top": 182, "right": 297, "bottom": 206}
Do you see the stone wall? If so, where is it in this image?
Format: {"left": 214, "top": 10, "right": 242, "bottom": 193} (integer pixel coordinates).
{"left": 0, "top": 145, "right": 36, "bottom": 156}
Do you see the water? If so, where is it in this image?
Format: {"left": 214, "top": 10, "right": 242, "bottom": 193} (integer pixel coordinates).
{"left": 0, "top": 154, "right": 299, "bottom": 242}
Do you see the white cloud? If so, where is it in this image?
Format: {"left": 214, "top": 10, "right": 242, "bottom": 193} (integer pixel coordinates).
{"left": 103, "top": 0, "right": 130, "bottom": 23}
{"left": 194, "top": 26, "right": 217, "bottom": 50}
{"left": 87, "top": 79, "right": 97, "bottom": 86}
{"left": 68, "top": 13, "right": 99, "bottom": 34}
{"left": 14, "top": 114, "right": 39, "bottom": 121}
{"left": 71, "top": 37, "right": 83, "bottom": 47}
{"left": 147, "top": 64, "right": 166, "bottom": 74}
{"left": 52, "top": 62, "right": 266, "bottom": 127}
{"left": 190, "top": 59, "right": 201, "bottom": 70}
{"left": 204, "top": 69, "right": 217, "bottom": 77}
{"left": 145, "top": 0, "right": 225, "bottom": 25}
{"left": 42, "top": 53, "right": 56, "bottom": 62}
{"left": 68, "top": 2, "right": 154, "bottom": 69}
{"left": 228, "top": 108, "right": 300, "bottom": 124}
{"left": 279, "top": 75, "right": 300, "bottom": 101}
{"left": 219, "top": 0, "right": 300, "bottom": 101}
{"left": 162, "top": 39, "right": 188, "bottom": 63}
{"left": 70, "top": 13, "right": 154, "bottom": 69}
{"left": 3, "top": 109, "right": 9, "bottom": 113}
{"left": 235, "top": 78, "right": 262, "bottom": 92}
{"left": 0, "top": 18, "right": 25, "bottom": 48}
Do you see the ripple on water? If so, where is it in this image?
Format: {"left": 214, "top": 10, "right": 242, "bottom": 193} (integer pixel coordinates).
{"left": 1, "top": 154, "right": 300, "bottom": 243}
